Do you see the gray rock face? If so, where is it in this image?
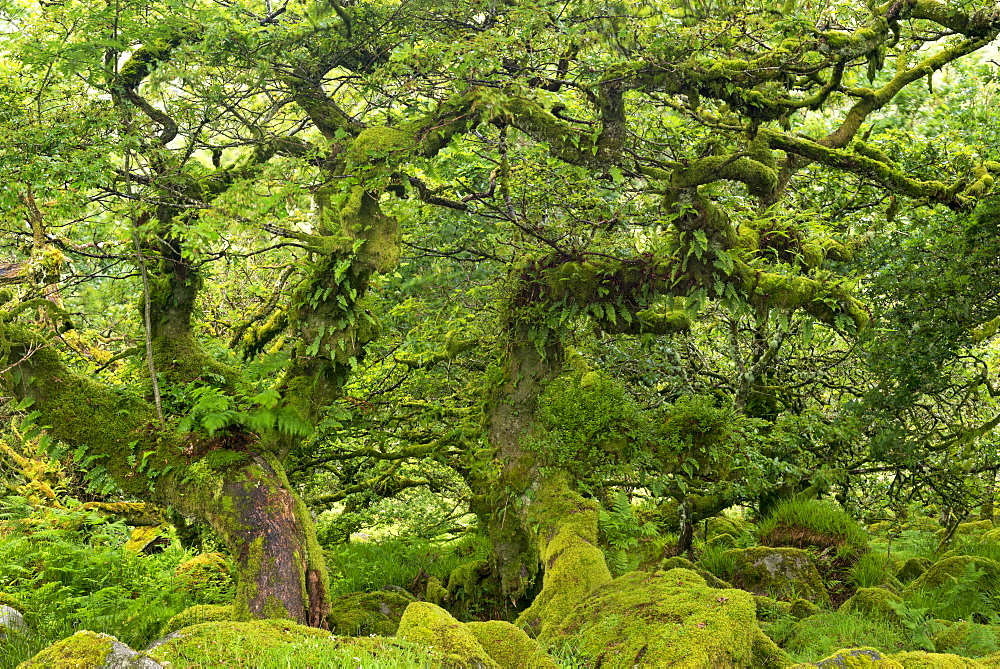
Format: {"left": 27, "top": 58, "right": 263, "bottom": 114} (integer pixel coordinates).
{"left": 104, "top": 635, "right": 164, "bottom": 668}
{"left": 0, "top": 604, "right": 27, "bottom": 639}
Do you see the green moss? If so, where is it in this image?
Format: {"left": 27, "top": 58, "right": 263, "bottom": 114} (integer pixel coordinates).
{"left": 548, "top": 568, "right": 787, "bottom": 667}
{"left": 938, "top": 520, "right": 994, "bottom": 539}
{"left": 885, "top": 650, "right": 983, "bottom": 667}
{"left": 755, "top": 595, "right": 793, "bottom": 621}
{"left": 789, "top": 598, "right": 820, "bottom": 619}
{"left": 19, "top": 630, "right": 117, "bottom": 668}
{"left": 708, "top": 532, "right": 738, "bottom": 548}
{"left": 161, "top": 604, "right": 235, "bottom": 637}
{"left": 728, "top": 546, "right": 830, "bottom": 604}
{"left": 149, "top": 619, "right": 448, "bottom": 665}
{"left": 396, "top": 602, "right": 498, "bottom": 668}
{"left": 174, "top": 552, "right": 231, "bottom": 591}
{"left": 933, "top": 620, "right": 1000, "bottom": 657}
{"left": 838, "top": 587, "right": 903, "bottom": 624}
{"left": 905, "top": 556, "right": 1000, "bottom": 599}
{"left": 123, "top": 524, "right": 169, "bottom": 553}
{"left": 426, "top": 576, "right": 447, "bottom": 606}
{"left": 661, "top": 556, "right": 732, "bottom": 588}
{"left": 791, "top": 646, "right": 895, "bottom": 667}
{"left": 326, "top": 591, "right": 411, "bottom": 637}
{"left": 344, "top": 127, "right": 414, "bottom": 167}
{"left": 514, "top": 474, "right": 613, "bottom": 639}
{"left": 464, "top": 620, "right": 557, "bottom": 669}
{"left": 896, "top": 557, "right": 932, "bottom": 584}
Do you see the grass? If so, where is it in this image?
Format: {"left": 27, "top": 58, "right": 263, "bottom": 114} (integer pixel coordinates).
{"left": 696, "top": 543, "right": 736, "bottom": 581}
{"left": 759, "top": 499, "right": 868, "bottom": 554}
{"left": 767, "top": 611, "right": 911, "bottom": 663}
{"left": 849, "top": 551, "right": 895, "bottom": 588}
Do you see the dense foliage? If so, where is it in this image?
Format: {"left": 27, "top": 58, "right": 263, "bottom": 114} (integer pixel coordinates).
{"left": 0, "top": 0, "right": 998, "bottom": 665}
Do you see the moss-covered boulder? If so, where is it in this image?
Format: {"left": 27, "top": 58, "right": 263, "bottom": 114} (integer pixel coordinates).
{"left": 20, "top": 630, "right": 162, "bottom": 668}
{"left": 981, "top": 528, "right": 1000, "bottom": 544}
{"left": 905, "top": 517, "right": 942, "bottom": 533}
{"left": 758, "top": 499, "right": 868, "bottom": 559}
{"left": 789, "top": 646, "right": 889, "bottom": 667}
{"left": 904, "top": 556, "right": 1000, "bottom": 599}
{"left": 465, "top": 621, "right": 557, "bottom": 669}
{"left": 327, "top": 590, "right": 412, "bottom": 636}
{"left": 728, "top": 546, "right": 830, "bottom": 604}
{"left": 754, "top": 595, "right": 793, "bottom": 621}
{"left": 896, "top": 557, "right": 933, "bottom": 584}
{"left": 660, "top": 555, "right": 732, "bottom": 588}
{"left": 708, "top": 532, "right": 739, "bottom": 548}
{"left": 838, "top": 587, "right": 903, "bottom": 624}
{"left": 159, "top": 604, "right": 234, "bottom": 637}
{"left": 396, "top": 602, "right": 498, "bottom": 668}
{"left": 868, "top": 521, "right": 894, "bottom": 536}
{"left": 702, "top": 515, "right": 754, "bottom": 542}
{"left": 173, "top": 552, "right": 231, "bottom": 591}
{"left": 791, "top": 647, "right": 985, "bottom": 667}
{"left": 938, "top": 520, "right": 994, "bottom": 540}
{"left": 887, "top": 650, "right": 983, "bottom": 667}
{"left": 790, "top": 598, "right": 821, "bottom": 619}
{"left": 546, "top": 568, "right": 787, "bottom": 668}
{"left": 144, "top": 619, "right": 446, "bottom": 666}
{"left": 933, "top": 620, "right": 1000, "bottom": 656}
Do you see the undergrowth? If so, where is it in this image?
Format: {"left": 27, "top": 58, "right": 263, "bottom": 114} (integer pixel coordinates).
{"left": 325, "top": 534, "right": 489, "bottom": 598}
{"left": 0, "top": 497, "right": 231, "bottom": 669}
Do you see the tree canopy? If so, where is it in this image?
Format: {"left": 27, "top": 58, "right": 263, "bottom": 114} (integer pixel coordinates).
{"left": 0, "top": 0, "right": 998, "bottom": 648}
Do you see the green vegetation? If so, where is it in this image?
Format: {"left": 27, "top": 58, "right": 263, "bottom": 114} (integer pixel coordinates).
{"left": 0, "top": 0, "right": 1000, "bottom": 666}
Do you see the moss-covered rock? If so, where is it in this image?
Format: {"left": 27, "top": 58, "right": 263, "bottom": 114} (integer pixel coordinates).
{"left": 790, "top": 598, "right": 821, "bottom": 619}
{"left": 702, "top": 515, "right": 753, "bottom": 542}
{"left": 868, "top": 521, "right": 894, "bottom": 536}
{"left": 546, "top": 568, "right": 787, "bottom": 667}
{"left": 838, "top": 587, "right": 903, "bottom": 624}
{"left": 938, "top": 520, "right": 994, "bottom": 540}
{"left": 885, "top": 650, "right": 983, "bottom": 667}
{"left": 396, "top": 602, "right": 498, "bottom": 668}
{"left": 904, "top": 517, "right": 941, "bottom": 533}
{"left": 326, "top": 591, "right": 412, "bottom": 637}
{"left": 728, "top": 546, "right": 830, "bottom": 604}
{"left": 123, "top": 524, "right": 171, "bottom": 554}
{"left": 160, "top": 604, "right": 234, "bottom": 637}
{"left": 708, "top": 532, "right": 738, "bottom": 548}
{"left": 981, "top": 528, "right": 1000, "bottom": 544}
{"left": 661, "top": 555, "right": 733, "bottom": 588}
{"left": 754, "top": 595, "right": 793, "bottom": 621}
{"left": 790, "top": 647, "right": 982, "bottom": 667}
{"left": 173, "top": 552, "right": 231, "bottom": 591}
{"left": 789, "top": 646, "right": 891, "bottom": 667}
{"left": 20, "top": 630, "right": 162, "bottom": 668}
{"left": 464, "top": 621, "right": 557, "bottom": 669}
{"left": 896, "top": 557, "right": 933, "bottom": 584}
{"left": 145, "top": 619, "right": 445, "bottom": 666}
{"left": 932, "top": 620, "right": 1000, "bottom": 657}
{"left": 904, "top": 556, "right": 1000, "bottom": 599}
{"left": 759, "top": 499, "right": 867, "bottom": 559}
